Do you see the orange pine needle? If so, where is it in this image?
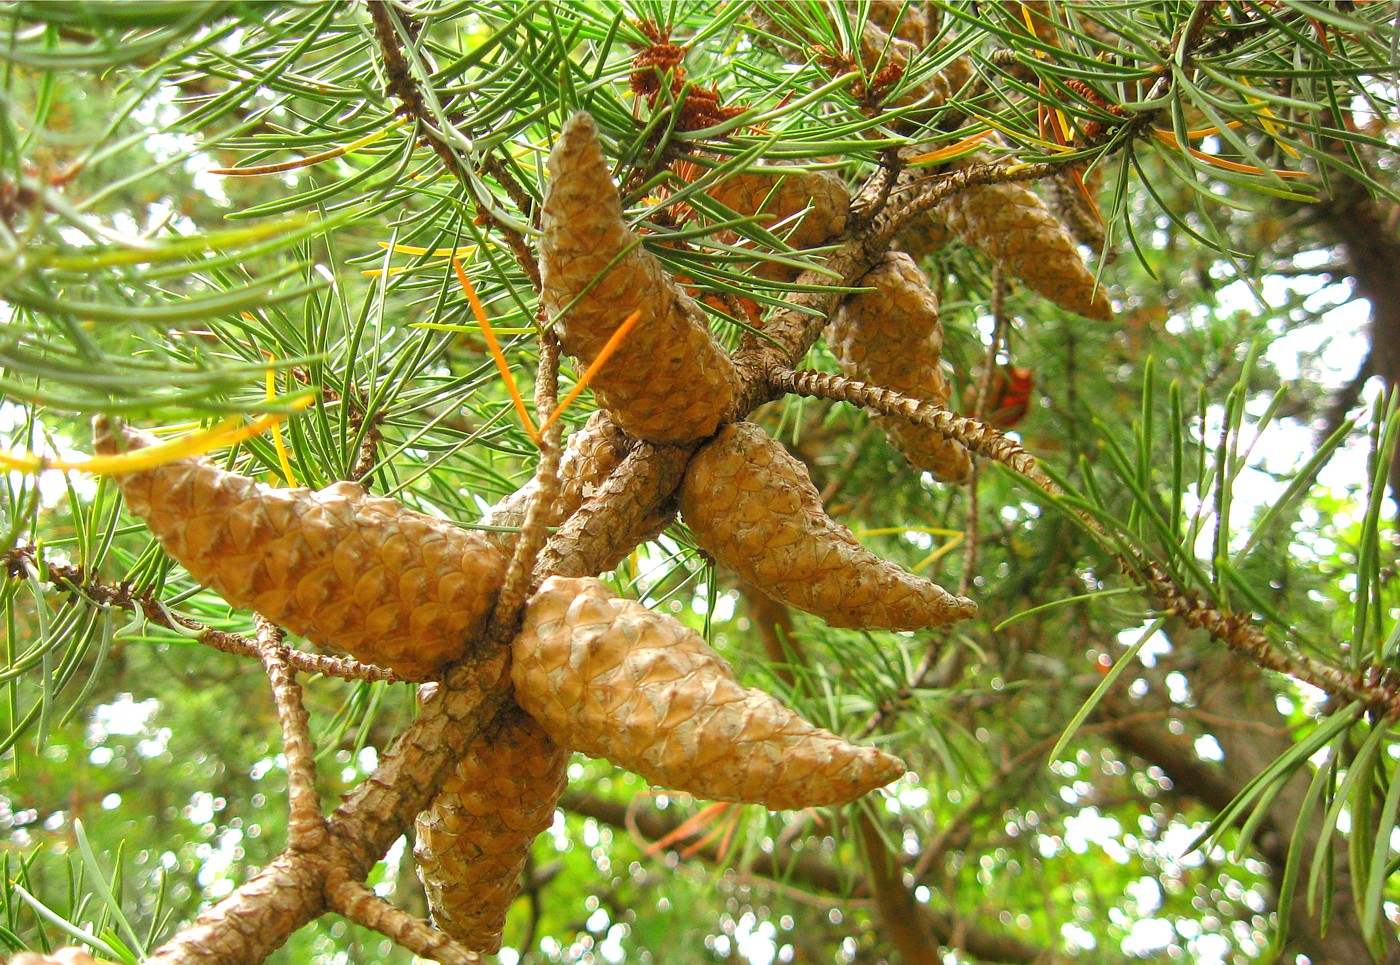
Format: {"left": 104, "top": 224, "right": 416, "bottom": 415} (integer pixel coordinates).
{"left": 1069, "top": 167, "right": 1103, "bottom": 224}
{"left": 908, "top": 129, "right": 994, "bottom": 165}
{"left": 679, "top": 804, "right": 741, "bottom": 860}
{"left": 643, "top": 801, "right": 732, "bottom": 856}
{"left": 537, "top": 308, "right": 644, "bottom": 437}
{"left": 1151, "top": 129, "right": 1309, "bottom": 178}
{"left": 452, "top": 258, "right": 541, "bottom": 445}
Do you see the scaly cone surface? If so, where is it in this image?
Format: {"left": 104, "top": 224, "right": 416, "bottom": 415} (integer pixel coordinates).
{"left": 94, "top": 419, "right": 506, "bottom": 679}
{"left": 480, "top": 411, "right": 636, "bottom": 554}
{"left": 679, "top": 423, "right": 976, "bottom": 630}
{"left": 512, "top": 577, "right": 906, "bottom": 810}
{"left": 541, "top": 111, "right": 739, "bottom": 445}
{"left": 827, "top": 252, "right": 973, "bottom": 482}
{"left": 707, "top": 167, "right": 849, "bottom": 280}
{"left": 896, "top": 155, "right": 1111, "bottom": 320}
{"left": 414, "top": 707, "right": 569, "bottom": 952}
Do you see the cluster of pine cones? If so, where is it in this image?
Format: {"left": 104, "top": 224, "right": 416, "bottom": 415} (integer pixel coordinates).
{"left": 97, "top": 9, "right": 1110, "bottom": 950}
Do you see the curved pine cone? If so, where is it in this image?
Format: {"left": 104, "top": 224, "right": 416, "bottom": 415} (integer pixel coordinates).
{"left": 415, "top": 707, "right": 569, "bottom": 952}
{"left": 904, "top": 156, "right": 1111, "bottom": 320}
{"left": 679, "top": 423, "right": 976, "bottom": 630}
{"left": 541, "top": 111, "right": 739, "bottom": 444}
{"left": 94, "top": 419, "right": 506, "bottom": 679}
{"left": 512, "top": 576, "right": 905, "bottom": 810}
{"left": 827, "top": 252, "right": 973, "bottom": 482}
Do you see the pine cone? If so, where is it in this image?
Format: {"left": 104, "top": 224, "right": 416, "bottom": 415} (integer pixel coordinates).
{"left": 827, "top": 252, "right": 973, "bottom": 482}
{"left": 847, "top": 0, "right": 927, "bottom": 45}
{"left": 415, "top": 707, "right": 569, "bottom": 952}
{"left": 512, "top": 576, "right": 905, "bottom": 810}
{"left": 935, "top": 163, "right": 1111, "bottom": 320}
{"left": 480, "top": 411, "right": 636, "bottom": 554}
{"left": 707, "top": 167, "right": 849, "bottom": 279}
{"left": 94, "top": 419, "right": 506, "bottom": 679}
{"left": 678, "top": 422, "right": 976, "bottom": 630}
{"left": 541, "top": 112, "right": 739, "bottom": 444}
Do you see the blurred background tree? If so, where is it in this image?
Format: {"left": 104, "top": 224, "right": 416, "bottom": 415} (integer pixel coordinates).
{"left": 1, "top": 2, "right": 1398, "bottom": 964}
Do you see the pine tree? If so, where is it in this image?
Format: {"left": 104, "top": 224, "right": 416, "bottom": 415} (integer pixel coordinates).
{"left": 2, "top": 3, "right": 1398, "bottom": 964}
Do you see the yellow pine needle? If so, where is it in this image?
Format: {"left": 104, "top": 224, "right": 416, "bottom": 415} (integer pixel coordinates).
{"left": 537, "top": 308, "right": 644, "bottom": 437}
{"left": 1151, "top": 128, "right": 1309, "bottom": 178}
{"left": 211, "top": 118, "right": 407, "bottom": 176}
{"left": 908, "top": 129, "right": 994, "bottom": 165}
{"left": 378, "top": 241, "right": 479, "bottom": 257}
{"left": 1243, "top": 94, "right": 1302, "bottom": 159}
{"left": 0, "top": 399, "right": 313, "bottom": 477}
{"left": 265, "top": 358, "right": 298, "bottom": 487}
{"left": 855, "top": 526, "right": 964, "bottom": 538}
{"left": 451, "top": 258, "right": 540, "bottom": 445}
{"left": 913, "top": 533, "right": 964, "bottom": 572}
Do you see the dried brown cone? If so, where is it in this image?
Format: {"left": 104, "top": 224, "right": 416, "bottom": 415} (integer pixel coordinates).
{"left": 541, "top": 111, "right": 739, "bottom": 445}
{"left": 934, "top": 163, "right": 1112, "bottom": 320}
{"left": 513, "top": 576, "right": 906, "bottom": 809}
{"left": 707, "top": 167, "right": 850, "bottom": 280}
{"left": 678, "top": 422, "right": 976, "bottom": 630}
{"left": 414, "top": 705, "right": 569, "bottom": 953}
{"left": 480, "top": 411, "right": 635, "bottom": 554}
{"left": 827, "top": 252, "right": 973, "bottom": 482}
{"left": 94, "top": 419, "right": 507, "bottom": 680}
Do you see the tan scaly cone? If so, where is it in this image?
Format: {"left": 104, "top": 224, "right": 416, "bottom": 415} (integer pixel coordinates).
{"left": 480, "top": 411, "right": 636, "bottom": 553}
{"left": 679, "top": 423, "right": 976, "bottom": 630}
{"left": 541, "top": 112, "right": 739, "bottom": 445}
{"left": 896, "top": 155, "right": 1112, "bottom": 321}
{"left": 706, "top": 168, "right": 849, "bottom": 281}
{"left": 512, "top": 576, "right": 906, "bottom": 810}
{"left": 414, "top": 706, "right": 569, "bottom": 953}
{"left": 827, "top": 252, "right": 973, "bottom": 482}
{"left": 93, "top": 419, "right": 506, "bottom": 680}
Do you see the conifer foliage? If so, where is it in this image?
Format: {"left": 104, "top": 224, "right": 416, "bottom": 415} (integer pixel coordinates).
{"left": 2, "top": 3, "right": 1399, "bottom": 964}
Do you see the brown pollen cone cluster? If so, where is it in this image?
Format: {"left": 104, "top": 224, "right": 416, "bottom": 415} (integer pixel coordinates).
{"left": 540, "top": 112, "right": 739, "bottom": 444}
{"left": 828, "top": 251, "right": 973, "bottom": 482}
{"left": 93, "top": 419, "right": 506, "bottom": 680}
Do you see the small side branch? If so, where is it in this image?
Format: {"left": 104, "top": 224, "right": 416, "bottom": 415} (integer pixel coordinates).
{"left": 368, "top": 0, "right": 540, "bottom": 287}
{"left": 325, "top": 870, "right": 480, "bottom": 965}
{"left": 490, "top": 333, "right": 563, "bottom": 634}
{"left": 770, "top": 366, "right": 1048, "bottom": 485}
{"left": 772, "top": 365, "right": 1400, "bottom": 718}
{"left": 253, "top": 616, "right": 328, "bottom": 853}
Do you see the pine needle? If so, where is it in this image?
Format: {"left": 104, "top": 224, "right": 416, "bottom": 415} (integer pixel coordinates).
{"left": 211, "top": 118, "right": 407, "bottom": 176}
{"left": 537, "top": 309, "right": 644, "bottom": 436}
{"left": 451, "top": 258, "right": 540, "bottom": 445}
{"left": 0, "top": 399, "right": 313, "bottom": 476}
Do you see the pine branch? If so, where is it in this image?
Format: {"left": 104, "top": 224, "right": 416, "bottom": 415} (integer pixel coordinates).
{"left": 253, "top": 616, "right": 328, "bottom": 854}
{"left": 773, "top": 365, "right": 1400, "bottom": 718}
{"left": 324, "top": 870, "right": 480, "bottom": 965}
